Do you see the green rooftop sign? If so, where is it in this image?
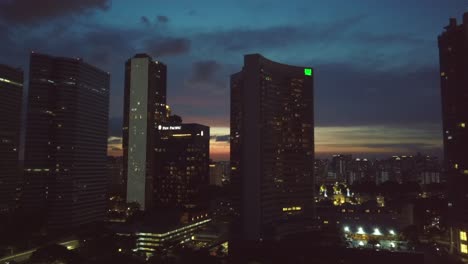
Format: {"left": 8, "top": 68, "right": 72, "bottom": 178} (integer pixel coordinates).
{"left": 304, "top": 68, "right": 312, "bottom": 76}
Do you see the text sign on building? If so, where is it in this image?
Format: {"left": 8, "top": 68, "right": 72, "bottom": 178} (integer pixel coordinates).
{"left": 158, "top": 125, "right": 182, "bottom": 131}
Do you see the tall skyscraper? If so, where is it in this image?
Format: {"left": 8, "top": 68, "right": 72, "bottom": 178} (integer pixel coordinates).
{"left": 123, "top": 54, "right": 167, "bottom": 210}
{"left": 0, "top": 64, "right": 23, "bottom": 213}
{"left": 439, "top": 12, "right": 468, "bottom": 256}
{"left": 230, "top": 54, "right": 314, "bottom": 241}
{"left": 22, "top": 52, "right": 110, "bottom": 230}
{"left": 154, "top": 123, "right": 210, "bottom": 208}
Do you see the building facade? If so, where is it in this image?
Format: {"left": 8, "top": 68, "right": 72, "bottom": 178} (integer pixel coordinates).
{"left": 22, "top": 52, "right": 110, "bottom": 230}
{"left": 230, "top": 54, "right": 315, "bottom": 241}
{"left": 439, "top": 12, "right": 468, "bottom": 256}
{"left": 123, "top": 54, "right": 167, "bottom": 211}
{"left": 209, "top": 161, "right": 230, "bottom": 186}
{"left": 0, "top": 64, "right": 23, "bottom": 213}
{"left": 154, "top": 123, "right": 210, "bottom": 209}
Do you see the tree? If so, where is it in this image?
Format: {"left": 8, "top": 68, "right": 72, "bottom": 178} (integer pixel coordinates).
{"left": 367, "top": 237, "right": 380, "bottom": 249}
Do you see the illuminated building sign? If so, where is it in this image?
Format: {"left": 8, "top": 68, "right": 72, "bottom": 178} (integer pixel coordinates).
{"left": 158, "top": 125, "right": 181, "bottom": 131}
{"left": 282, "top": 206, "right": 302, "bottom": 212}
{"left": 304, "top": 68, "right": 312, "bottom": 76}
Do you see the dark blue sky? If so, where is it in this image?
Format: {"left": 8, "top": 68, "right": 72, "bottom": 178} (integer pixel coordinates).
{"left": 0, "top": 0, "right": 466, "bottom": 159}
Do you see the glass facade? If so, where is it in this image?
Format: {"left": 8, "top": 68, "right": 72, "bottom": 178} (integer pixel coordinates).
{"left": 230, "top": 54, "right": 314, "bottom": 241}
{"left": 23, "top": 52, "right": 110, "bottom": 230}
{"left": 0, "top": 64, "right": 23, "bottom": 213}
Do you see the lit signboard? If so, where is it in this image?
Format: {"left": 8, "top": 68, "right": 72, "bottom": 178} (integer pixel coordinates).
{"left": 158, "top": 125, "right": 182, "bottom": 131}
{"left": 304, "top": 68, "right": 312, "bottom": 76}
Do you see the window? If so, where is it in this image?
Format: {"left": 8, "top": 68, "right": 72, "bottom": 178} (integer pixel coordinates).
{"left": 461, "top": 244, "right": 467, "bottom": 254}
{"left": 461, "top": 231, "right": 467, "bottom": 241}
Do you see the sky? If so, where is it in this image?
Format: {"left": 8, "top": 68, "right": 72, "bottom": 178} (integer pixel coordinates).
{"left": 0, "top": 0, "right": 466, "bottom": 161}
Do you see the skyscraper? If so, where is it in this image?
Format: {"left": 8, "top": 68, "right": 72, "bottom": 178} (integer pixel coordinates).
{"left": 439, "top": 12, "right": 468, "bottom": 256}
{"left": 154, "top": 123, "right": 210, "bottom": 208}
{"left": 0, "top": 64, "right": 23, "bottom": 213}
{"left": 123, "top": 54, "right": 167, "bottom": 210}
{"left": 230, "top": 54, "right": 315, "bottom": 241}
{"left": 23, "top": 52, "right": 110, "bottom": 230}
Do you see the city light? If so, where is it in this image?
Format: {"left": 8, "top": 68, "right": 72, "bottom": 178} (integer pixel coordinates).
{"left": 357, "top": 227, "right": 365, "bottom": 235}
{"left": 0, "top": 77, "right": 23, "bottom": 87}
{"left": 344, "top": 226, "right": 350, "bottom": 232}
{"left": 373, "top": 228, "right": 382, "bottom": 236}
{"left": 304, "top": 68, "right": 312, "bottom": 76}
{"left": 389, "top": 230, "right": 396, "bottom": 235}
{"left": 282, "top": 206, "right": 302, "bottom": 212}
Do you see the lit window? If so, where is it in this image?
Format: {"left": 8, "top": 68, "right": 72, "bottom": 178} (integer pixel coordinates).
{"left": 461, "top": 123, "right": 466, "bottom": 128}
{"left": 461, "top": 231, "right": 467, "bottom": 241}
{"left": 461, "top": 244, "right": 467, "bottom": 254}
{"left": 441, "top": 72, "right": 446, "bottom": 77}
{"left": 455, "top": 164, "right": 459, "bottom": 169}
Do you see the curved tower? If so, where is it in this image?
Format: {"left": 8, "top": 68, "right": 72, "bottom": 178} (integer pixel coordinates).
{"left": 230, "top": 54, "right": 315, "bottom": 241}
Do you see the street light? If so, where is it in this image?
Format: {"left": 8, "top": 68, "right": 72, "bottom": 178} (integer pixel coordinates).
{"left": 373, "top": 228, "right": 382, "bottom": 236}
{"left": 357, "top": 227, "right": 365, "bottom": 234}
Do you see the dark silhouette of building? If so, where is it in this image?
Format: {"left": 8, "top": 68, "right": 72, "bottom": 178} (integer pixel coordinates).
{"left": 107, "top": 156, "right": 124, "bottom": 197}
{"left": 209, "top": 161, "right": 230, "bottom": 186}
{"left": 438, "top": 12, "right": 468, "bottom": 256}
{"left": 0, "top": 64, "right": 23, "bottom": 213}
{"left": 328, "top": 154, "right": 352, "bottom": 183}
{"left": 22, "top": 52, "right": 110, "bottom": 230}
{"left": 123, "top": 54, "right": 167, "bottom": 211}
{"left": 230, "top": 54, "right": 315, "bottom": 242}
{"left": 154, "top": 123, "right": 210, "bottom": 209}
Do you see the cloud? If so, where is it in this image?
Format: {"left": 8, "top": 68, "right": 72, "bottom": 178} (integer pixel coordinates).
{"left": 190, "top": 60, "right": 221, "bottom": 82}
{"left": 108, "top": 136, "right": 122, "bottom": 144}
{"left": 140, "top": 15, "right": 169, "bottom": 27}
{"left": 145, "top": 37, "right": 191, "bottom": 57}
{"left": 315, "top": 125, "right": 442, "bottom": 157}
{"left": 141, "top": 16, "right": 151, "bottom": 26}
{"left": 191, "top": 60, "right": 222, "bottom": 82}
{"left": 157, "top": 15, "right": 169, "bottom": 23}
{"left": 183, "top": 60, "right": 227, "bottom": 94}
{"left": 312, "top": 63, "right": 441, "bottom": 127}
{"left": 0, "top": 0, "right": 111, "bottom": 24}
{"left": 193, "top": 15, "right": 366, "bottom": 52}
{"left": 214, "top": 135, "right": 230, "bottom": 142}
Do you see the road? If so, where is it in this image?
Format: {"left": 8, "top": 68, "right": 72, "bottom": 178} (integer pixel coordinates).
{"left": 0, "top": 240, "right": 79, "bottom": 264}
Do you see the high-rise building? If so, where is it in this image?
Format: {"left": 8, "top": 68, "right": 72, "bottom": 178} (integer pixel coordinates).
{"left": 439, "top": 12, "right": 468, "bottom": 256}
{"left": 0, "top": 64, "right": 23, "bottom": 213}
{"left": 123, "top": 54, "right": 167, "bottom": 211}
{"left": 22, "top": 52, "right": 110, "bottom": 230}
{"left": 107, "top": 156, "right": 124, "bottom": 197}
{"left": 154, "top": 123, "right": 210, "bottom": 208}
{"left": 328, "top": 154, "right": 352, "bottom": 183}
{"left": 230, "top": 54, "right": 314, "bottom": 241}
{"left": 209, "top": 161, "right": 230, "bottom": 186}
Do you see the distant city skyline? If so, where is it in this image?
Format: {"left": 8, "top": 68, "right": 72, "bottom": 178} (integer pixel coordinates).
{"left": 0, "top": 0, "right": 466, "bottom": 161}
